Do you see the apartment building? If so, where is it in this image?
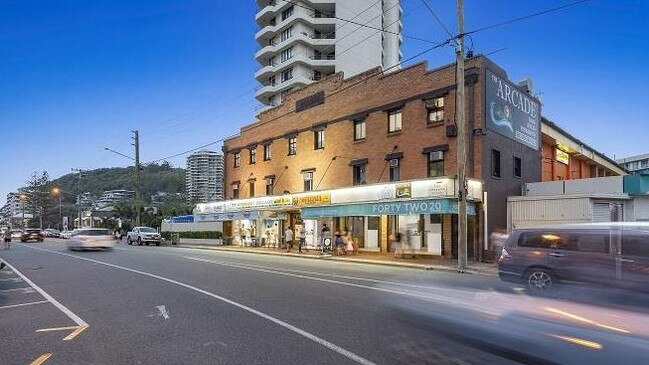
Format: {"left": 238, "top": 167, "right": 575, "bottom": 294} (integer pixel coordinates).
{"left": 186, "top": 150, "right": 224, "bottom": 204}
{"left": 617, "top": 153, "right": 649, "bottom": 175}
{"left": 255, "top": 0, "right": 402, "bottom": 108}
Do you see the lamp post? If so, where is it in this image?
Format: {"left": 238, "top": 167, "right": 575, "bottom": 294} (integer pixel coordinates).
{"left": 19, "top": 193, "right": 27, "bottom": 229}
{"left": 51, "top": 187, "right": 62, "bottom": 230}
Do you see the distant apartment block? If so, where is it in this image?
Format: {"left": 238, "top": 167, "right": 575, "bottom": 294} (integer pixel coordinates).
{"left": 617, "top": 153, "right": 649, "bottom": 174}
{"left": 255, "top": 0, "right": 402, "bottom": 109}
{"left": 93, "top": 189, "right": 135, "bottom": 211}
{"left": 186, "top": 150, "right": 224, "bottom": 204}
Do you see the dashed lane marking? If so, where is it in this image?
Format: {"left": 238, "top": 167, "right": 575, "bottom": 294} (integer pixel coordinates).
{"left": 29, "top": 352, "right": 53, "bottom": 365}
{"left": 0, "top": 300, "right": 49, "bottom": 310}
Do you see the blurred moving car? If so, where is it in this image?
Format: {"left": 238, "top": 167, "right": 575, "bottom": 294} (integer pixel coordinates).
{"left": 127, "top": 227, "right": 162, "bottom": 246}
{"left": 11, "top": 229, "right": 22, "bottom": 240}
{"left": 44, "top": 229, "right": 61, "bottom": 238}
{"left": 499, "top": 223, "right": 649, "bottom": 291}
{"left": 21, "top": 228, "right": 44, "bottom": 242}
{"left": 60, "top": 230, "right": 73, "bottom": 239}
{"left": 67, "top": 228, "right": 117, "bottom": 250}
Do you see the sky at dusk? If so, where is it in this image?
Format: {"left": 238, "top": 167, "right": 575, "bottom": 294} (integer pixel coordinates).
{"left": 1, "top": 0, "right": 648, "bottom": 201}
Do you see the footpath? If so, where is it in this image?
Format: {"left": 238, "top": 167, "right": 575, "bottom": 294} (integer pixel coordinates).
{"left": 169, "top": 242, "right": 498, "bottom": 277}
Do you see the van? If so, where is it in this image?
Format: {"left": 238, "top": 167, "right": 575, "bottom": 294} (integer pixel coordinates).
{"left": 498, "top": 223, "right": 649, "bottom": 291}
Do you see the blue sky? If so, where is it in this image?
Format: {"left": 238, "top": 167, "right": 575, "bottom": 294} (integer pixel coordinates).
{"left": 1, "top": 0, "right": 647, "bottom": 201}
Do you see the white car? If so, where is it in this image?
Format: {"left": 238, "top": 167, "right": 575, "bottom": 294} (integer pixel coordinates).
{"left": 67, "top": 228, "right": 117, "bottom": 251}
{"left": 60, "top": 230, "right": 73, "bottom": 239}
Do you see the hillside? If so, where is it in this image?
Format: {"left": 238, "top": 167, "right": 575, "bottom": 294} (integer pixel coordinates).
{"left": 52, "top": 163, "right": 185, "bottom": 205}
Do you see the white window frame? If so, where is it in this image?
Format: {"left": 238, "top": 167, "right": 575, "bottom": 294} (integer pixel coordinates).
{"left": 388, "top": 110, "right": 402, "bottom": 132}
{"left": 353, "top": 119, "right": 366, "bottom": 140}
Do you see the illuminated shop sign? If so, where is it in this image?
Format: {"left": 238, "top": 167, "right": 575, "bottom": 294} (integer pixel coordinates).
{"left": 301, "top": 199, "right": 477, "bottom": 219}
{"left": 292, "top": 192, "right": 331, "bottom": 207}
{"left": 556, "top": 149, "right": 570, "bottom": 165}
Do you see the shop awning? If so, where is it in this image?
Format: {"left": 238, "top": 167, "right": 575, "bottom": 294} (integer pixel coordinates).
{"left": 300, "top": 199, "right": 476, "bottom": 219}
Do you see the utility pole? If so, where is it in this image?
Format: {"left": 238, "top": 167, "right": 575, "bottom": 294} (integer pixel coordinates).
{"left": 132, "top": 130, "right": 141, "bottom": 226}
{"left": 456, "top": 0, "right": 468, "bottom": 271}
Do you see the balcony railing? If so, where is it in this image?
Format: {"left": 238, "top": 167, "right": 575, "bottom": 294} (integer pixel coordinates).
{"left": 313, "top": 12, "right": 335, "bottom": 19}
{"left": 310, "top": 54, "right": 336, "bottom": 60}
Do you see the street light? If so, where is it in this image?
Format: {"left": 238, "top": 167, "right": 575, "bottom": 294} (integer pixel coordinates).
{"left": 51, "top": 187, "right": 62, "bottom": 230}
{"left": 19, "top": 193, "right": 27, "bottom": 229}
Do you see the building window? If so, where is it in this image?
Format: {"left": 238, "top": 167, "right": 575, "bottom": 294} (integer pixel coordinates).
{"left": 427, "top": 97, "right": 444, "bottom": 125}
{"left": 281, "top": 5, "right": 294, "bottom": 20}
{"left": 281, "top": 67, "right": 293, "bottom": 82}
{"left": 303, "top": 171, "right": 313, "bottom": 192}
{"left": 427, "top": 151, "right": 444, "bottom": 177}
{"left": 353, "top": 119, "right": 366, "bottom": 140}
{"left": 492, "top": 149, "right": 502, "bottom": 178}
{"left": 249, "top": 148, "right": 256, "bottom": 164}
{"left": 288, "top": 136, "right": 297, "bottom": 155}
{"left": 265, "top": 178, "right": 274, "bottom": 195}
{"left": 249, "top": 181, "right": 255, "bottom": 198}
{"left": 268, "top": 56, "right": 276, "bottom": 66}
{"left": 280, "top": 47, "right": 293, "bottom": 62}
{"left": 233, "top": 152, "right": 241, "bottom": 168}
{"left": 513, "top": 156, "right": 522, "bottom": 178}
{"left": 232, "top": 184, "right": 240, "bottom": 199}
{"left": 314, "top": 130, "right": 324, "bottom": 149}
{"left": 353, "top": 164, "right": 367, "bottom": 185}
{"left": 269, "top": 75, "right": 276, "bottom": 86}
{"left": 281, "top": 26, "right": 293, "bottom": 42}
{"left": 389, "top": 158, "right": 401, "bottom": 182}
{"left": 263, "top": 144, "right": 272, "bottom": 161}
{"left": 388, "top": 110, "right": 402, "bottom": 132}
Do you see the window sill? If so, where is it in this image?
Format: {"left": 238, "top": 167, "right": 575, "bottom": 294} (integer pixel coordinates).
{"left": 427, "top": 122, "right": 444, "bottom": 128}
{"left": 287, "top": 154, "right": 296, "bottom": 157}
{"left": 353, "top": 138, "right": 366, "bottom": 144}
{"left": 387, "top": 130, "right": 402, "bottom": 137}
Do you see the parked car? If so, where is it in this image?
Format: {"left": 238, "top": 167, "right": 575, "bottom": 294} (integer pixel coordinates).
{"left": 11, "top": 229, "right": 22, "bottom": 240}
{"left": 127, "top": 227, "right": 162, "bottom": 246}
{"left": 44, "top": 229, "right": 61, "bottom": 238}
{"left": 67, "top": 228, "right": 117, "bottom": 250}
{"left": 60, "top": 230, "right": 74, "bottom": 239}
{"left": 21, "top": 228, "right": 44, "bottom": 242}
{"left": 498, "top": 223, "right": 649, "bottom": 292}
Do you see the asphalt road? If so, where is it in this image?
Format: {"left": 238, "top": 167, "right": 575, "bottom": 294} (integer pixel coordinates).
{"left": 0, "top": 238, "right": 621, "bottom": 365}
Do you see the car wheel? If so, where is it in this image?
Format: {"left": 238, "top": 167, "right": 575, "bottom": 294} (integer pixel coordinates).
{"left": 526, "top": 268, "right": 555, "bottom": 292}
{"left": 138, "top": 237, "right": 142, "bottom": 246}
{"left": 145, "top": 242, "right": 150, "bottom": 246}
{"left": 155, "top": 242, "right": 161, "bottom": 246}
{"left": 127, "top": 238, "right": 132, "bottom": 245}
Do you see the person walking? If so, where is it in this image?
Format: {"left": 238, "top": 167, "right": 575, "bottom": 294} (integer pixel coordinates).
{"left": 345, "top": 231, "right": 354, "bottom": 255}
{"left": 4, "top": 228, "right": 12, "bottom": 250}
{"left": 320, "top": 223, "right": 331, "bottom": 252}
{"left": 284, "top": 226, "right": 294, "bottom": 253}
{"left": 334, "top": 231, "right": 344, "bottom": 256}
{"left": 297, "top": 226, "right": 306, "bottom": 254}
{"left": 390, "top": 232, "right": 403, "bottom": 258}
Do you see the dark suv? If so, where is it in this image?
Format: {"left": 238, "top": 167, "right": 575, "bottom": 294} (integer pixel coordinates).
{"left": 21, "top": 228, "right": 44, "bottom": 242}
{"left": 498, "top": 223, "right": 649, "bottom": 291}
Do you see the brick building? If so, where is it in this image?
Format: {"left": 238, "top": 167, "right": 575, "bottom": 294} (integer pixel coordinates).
{"left": 195, "top": 55, "right": 621, "bottom": 259}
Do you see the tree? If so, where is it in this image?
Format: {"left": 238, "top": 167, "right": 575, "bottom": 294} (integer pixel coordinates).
{"left": 25, "top": 171, "right": 53, "bottom": 229}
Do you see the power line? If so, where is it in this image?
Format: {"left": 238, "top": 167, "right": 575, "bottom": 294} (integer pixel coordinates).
{"left": 419, "top": 0, "right": 457, "bottom": 44}
{"left": 144, "top": 136, "right": 236, "bottom": 165}
{"left": 463, "top": 0, "right": 593, "bottom": 37}
{"left": 280, "top": 0, "right": 438, "bottom": 44}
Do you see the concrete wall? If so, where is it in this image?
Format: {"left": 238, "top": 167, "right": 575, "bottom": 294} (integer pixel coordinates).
{"left": 161, "top": 221, "right": 223, "bottom": 233}
{"left": 525, "top": 176, "right": 624, "bottom": 196}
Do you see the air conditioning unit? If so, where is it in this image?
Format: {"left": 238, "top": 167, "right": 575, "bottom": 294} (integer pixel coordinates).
{"left": 429, "top": 151, "right": 444, "bottom": 161}
{"left": 389, "top": 159, "right": 400, "bottom": 167}
{"left": 303, "top": 171, "right": 313, "bottom": 180}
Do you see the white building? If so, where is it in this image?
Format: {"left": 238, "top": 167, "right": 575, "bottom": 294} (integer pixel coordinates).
{"left": 254, "top": 0, "right": 402, "bottom": 108}
{"left": 186, "top": 150, "right": 224, "bottom": 204}
{"left": 93, "top": 190, "right": 135, "bottom": 211}
{"left": 617, "top": 153, "right": 649, "bottom": 175}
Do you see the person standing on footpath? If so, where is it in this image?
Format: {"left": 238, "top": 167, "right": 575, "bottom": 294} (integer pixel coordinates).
{"left": 4, "top": 228, "right": 12, "bottom": 250}
{"left": 298, "top": 226, "right": 306, "bottom": 253}
{"left": 284, "top": 226, "right": 294, "bottom": 253}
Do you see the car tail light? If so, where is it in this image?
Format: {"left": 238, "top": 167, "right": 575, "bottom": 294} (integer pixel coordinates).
{"left": 499, "top": 248, "right": 513, "bottom": 262}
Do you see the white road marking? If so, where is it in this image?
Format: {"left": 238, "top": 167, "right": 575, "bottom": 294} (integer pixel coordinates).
{"left": 29, "top": 352, "right": 53, "bottom": 365}
{"left": 2, "top": 260, "right": 88, "bottom": 326}
{"left": 23, "top": 246, "right": 376, "bottom": 365}
{"left": 0, "top": 287, "right": 36, "bottom": 293}
{"left": 156, "top": 305, "right": 169, "bottom": 320}
{"left": 0, "top": 300, "right": 49, "bottom": 310}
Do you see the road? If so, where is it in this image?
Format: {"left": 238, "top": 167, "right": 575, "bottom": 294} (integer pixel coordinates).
{"left": 1, "top": 238, "right": 640, "bottom": 365}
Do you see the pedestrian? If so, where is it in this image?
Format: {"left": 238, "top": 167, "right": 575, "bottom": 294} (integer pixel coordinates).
{"left": 390, "top": 232, "right": 403, "bottom": 258}
{"left": 490, "top": 227, "right": 508, "bottom": 260}
{"left": 345, "top": 231, "right": 354, "bottom": 255}
{"left": 320, "top": 223, "right": 331, "bottom": 251}
{"left": 298, "top": 226, "right": 306, "bottom": 254}
{"left": 4, "top": 228, "right": 12, "bottom": 250}
{"left": 284, "top": 226, "right": 294, "bottom": 253}
{"left": 334, "top": 231, "right": 344, "bottom": 255}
